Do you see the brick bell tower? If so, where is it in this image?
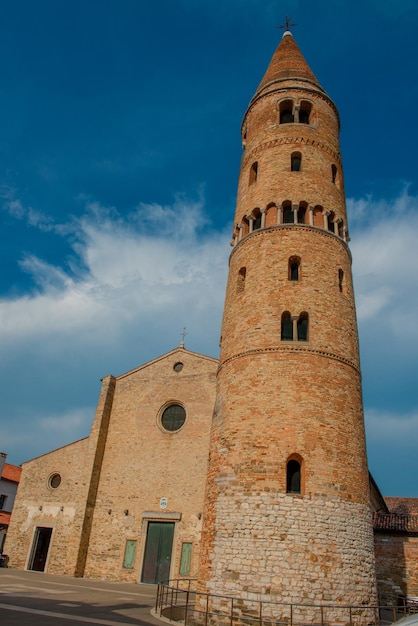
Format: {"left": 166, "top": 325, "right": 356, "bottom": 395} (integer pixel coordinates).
{"left": 197, "top": 30, "right": 377, "bottom": 609}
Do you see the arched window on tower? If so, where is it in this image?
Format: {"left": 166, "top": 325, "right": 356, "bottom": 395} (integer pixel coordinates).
{"left": 241, "top": 216, "right": 249, "bottom": 237}
{"left": 297, "top": 203, "right": 307, "bottom": 224}
{"left": 283, "top": 203, "right": 294, "bottom": 224}
{"left": 338, "top": 269, "right": 345, "bottom": 294}
{"left": 327, "top": 211, "right": 335, "bottom": 233}
{"left": 337, "top": 220, "right": 344, "bottom": 238}
{"left": 299, "top": 100, "right": 312, "bottom": 124}
{"left": 252, "top": 208, "right": 262, "bottom": 230}
{"left": 249, "top": 162, "right": 258, "bottom": 185}
{"left": 281, "top": 311, "right": 293, "bottom": 341}
{"left": 237, "top": 267, "right": 246, "bottom": 293}
{"left": 291, "top": 152, "right": 301, "bottom": 172}
{"left": 297, "top": 312, "right": 309, "bottom": 341}
{"left": 287, "top": 458, "right": 302, "bottom": 494}
{"left": 289, "top": 256, "right": 301, "bottom": 281}
{"left": 280, "top": 99, "right": 294, "bottom": 124}
{"left": 331, "top": 164, "right": 337, "bottom": 184}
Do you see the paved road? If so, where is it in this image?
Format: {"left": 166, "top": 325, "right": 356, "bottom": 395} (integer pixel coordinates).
{"left": 0, "top": 568, "right": 164, "bottom": 625}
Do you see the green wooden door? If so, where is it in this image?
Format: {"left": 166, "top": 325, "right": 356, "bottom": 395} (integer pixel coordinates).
{"left": 141, "top": 522, "right": 174, "bottom": 584}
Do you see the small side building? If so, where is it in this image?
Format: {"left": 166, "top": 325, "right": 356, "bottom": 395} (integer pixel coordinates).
{"left": 0, "top": 452, "right": 22, "bottom": 553}
{"left": 373, "top": 497, "right": 418, "bottom": 602}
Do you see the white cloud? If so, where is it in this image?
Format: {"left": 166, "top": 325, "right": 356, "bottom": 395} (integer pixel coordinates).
{"left": 39, "top": 408, "right": 93, "bottom": 434}
{"left": 0, "top": 192, "right": 232, "bottom": 463}
{"left": 365, "top": 408, "right": 418, "bottom": 445}
{"left": 0, "top": 194, "right": 230, "bottom": 347}
{"left": 350, "top": 187, "right": 418, "bottom": 341}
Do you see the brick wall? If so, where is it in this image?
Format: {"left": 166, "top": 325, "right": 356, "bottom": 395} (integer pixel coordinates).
{"left": 83, "top": 348, "right": 217, "bottom": 582}
{"left": 197, "top": 33, "right": 377, "bottom": 608}
{"left": 4, "top": 438, "right": 90, "bottom": 574}
{"left": 375, "top": 533, "right": 418, "bottom": 600}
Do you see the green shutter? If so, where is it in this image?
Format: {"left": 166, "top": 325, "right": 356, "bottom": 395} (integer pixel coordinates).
{"left": 123, "top": 540, "right": 137, "bottom": 569}
{"left": 179, "top": 542, "right": 192, "bottom": 575}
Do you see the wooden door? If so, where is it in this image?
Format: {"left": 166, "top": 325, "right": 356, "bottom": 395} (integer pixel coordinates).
{"left": 141, "top": 522, "right": 174, "bottom": 584}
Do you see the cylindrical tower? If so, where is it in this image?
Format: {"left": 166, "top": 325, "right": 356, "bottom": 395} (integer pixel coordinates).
{"left": 198, "top": 31, "right": 377, "bottom": 611}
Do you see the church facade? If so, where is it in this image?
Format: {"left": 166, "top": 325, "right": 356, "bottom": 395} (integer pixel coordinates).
{"left": 5, "top": 30, "right": 418, "bottom": 610}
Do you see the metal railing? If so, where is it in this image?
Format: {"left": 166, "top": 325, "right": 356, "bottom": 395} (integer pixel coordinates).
{"left": 156, "top": 579, "right": 417, "bottom": 626}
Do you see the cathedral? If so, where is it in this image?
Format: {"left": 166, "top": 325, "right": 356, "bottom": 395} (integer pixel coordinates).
{"left": 5, "top": 29, "right": 418, "bottom": 617}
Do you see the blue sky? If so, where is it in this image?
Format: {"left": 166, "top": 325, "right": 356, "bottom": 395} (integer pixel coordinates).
{"left": 1, "top": 0, "right": 418, "bottom": 497}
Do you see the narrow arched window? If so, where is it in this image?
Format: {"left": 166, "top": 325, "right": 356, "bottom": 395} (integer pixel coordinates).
{"left": 337, "top": 220, "right": 344, "bottom": 238}
{"left": 289, "top": 256, "right": 301, "bottom": 281}
{"left": 249, "top": 162, "right": 258, "bottom": 185}
{"left": 331, "top": 164, "right": 337, "bottom": 184}
{"left": 280, "top": 99, "right": 294, "bottom": 124}
{"left": 327, "top": 211, "right": 335, "bottom": 232}
{"left": 338, "top": 269, "right": 344, "bottom": 294}
{"left": 287, "top": 459, "right": 301, "bottom": 493}
{"left": 297, "top": 312, "right": 309, "bottom": 341}
{"left": 253, "top": 209, "right": 262, "bottom": 230}
{"left": 283, "top": 204, "right": 294, "bottom": 224}
{"left": 281, "top": 311, "right": 293, "bottom": 341}
{"left": 291, "top": 152, "right": 301, "bottom": 172}
{"left": 297, "top": 205, "right": 306, "bottom": 224}
{"left": 237, "top": 267, "right": 246, "bottom": 293}
{"left": 299, "top": 101, "right": 312, "bottom": 124}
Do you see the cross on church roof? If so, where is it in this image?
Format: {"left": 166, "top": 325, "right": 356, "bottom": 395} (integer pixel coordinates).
{"left": 179, "top": 327, "right": 187, "bottom": 348}
{"left": 279, "top": 15, "right": 297, "bottom": 32}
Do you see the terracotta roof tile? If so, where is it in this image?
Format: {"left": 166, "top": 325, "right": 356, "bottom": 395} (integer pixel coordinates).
{"left": 373, "top": 512, "right": 418, "bottom": 533}
{"left": 384, "top": 497, "right": 418, "bottom": 516}
{"left": 1, "top": 463, "right": 22, "bottom": 483}
{"left": 0, "top": 511, "right": 11, "bottom": 525}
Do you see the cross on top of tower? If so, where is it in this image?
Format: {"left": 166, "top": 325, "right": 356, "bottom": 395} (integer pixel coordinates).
{"left": 279, "top": 15, "right": 297, "bottom": 32}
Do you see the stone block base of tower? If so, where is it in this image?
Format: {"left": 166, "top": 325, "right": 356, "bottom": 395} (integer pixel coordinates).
{"left": 196, "top": 495, "right": 377, "bottom": 624}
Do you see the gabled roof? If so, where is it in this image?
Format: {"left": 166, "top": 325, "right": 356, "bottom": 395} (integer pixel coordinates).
{"left": 116, "top": 346, "right": 218, "bottom": 381}
{"left": 21, "top": 437, "right": 88, "bottom": 466}
{"left": 1, "top": 462, "right": 21, "bottom": 483}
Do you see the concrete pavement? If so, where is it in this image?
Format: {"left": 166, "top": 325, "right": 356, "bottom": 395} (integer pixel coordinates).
{"left": 0, "top": 568, "right": 164, "bottom": 625}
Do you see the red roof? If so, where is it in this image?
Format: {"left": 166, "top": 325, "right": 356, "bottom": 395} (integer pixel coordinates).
{"left": 373, "top": 512, "right": 418, "bottom": 533}
{"left": 373, "top": 498, "right": 418, "bottom": 533}
{"left": 384, "top": 497, "right": 418, "bottom": 516}
{"left": 1, "top": 463, "right": 21, "bottom": 483}
{"left": 0, "top": 511, "right": 11, "bottom": 525}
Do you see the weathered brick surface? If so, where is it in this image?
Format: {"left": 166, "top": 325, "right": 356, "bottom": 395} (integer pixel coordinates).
{"left": 83, "top": 348, "right": 217, "bottom": 581}
{"left": 375, "top": 533, "right": 418, "bottom": 599}
{"left": 197, "top": 33, "right": 377, "bottom": 608}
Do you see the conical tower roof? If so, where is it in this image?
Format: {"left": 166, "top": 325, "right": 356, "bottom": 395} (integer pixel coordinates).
{"left": 254, "top": 30, "right": 326, "bottom": 98}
